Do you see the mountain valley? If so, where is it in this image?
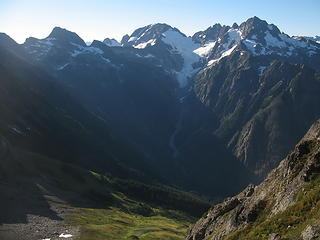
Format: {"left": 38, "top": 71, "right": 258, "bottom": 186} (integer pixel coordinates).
{"left": 0, "top": 16, "right": 320, "bottom": 240}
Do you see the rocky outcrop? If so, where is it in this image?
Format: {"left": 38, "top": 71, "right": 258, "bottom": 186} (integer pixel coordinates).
{"left": 187, "top": 119, "right": 320, "bottom": 240}
{"left": 304, "top": 120, "right": 320, "bottom": 140}
{"left": 194, "top": 53, "right": 320, "bottom": 179}
{"left": 302, "top": 223, "right": 320, "bottom": 240}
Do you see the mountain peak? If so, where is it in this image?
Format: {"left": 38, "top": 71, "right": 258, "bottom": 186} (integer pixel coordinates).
{"left": 103, "top": 38, "right": 121, "bottom": 47}
{"left": 0, "top": 33, "right": 18, "bottom": 48}
{"left": 0, "top": 33, "right": 21, "bottom": 56}
{"left": 192, "top": 23, "right": 230, "bottom": 44}
{"left": 121, "top": 23, "right": 183, "bottom": 47}
{"left": 232, "top": 22, "right": 239, "bottom": 29}
{"left": 245, "top": 16, "right": 266, "bottom": 25}
{"left": 239, "top": 16, "right": 281, "bottom": 38}
{"left": 48, "top": 27, "right": 86, "bottom": 46}
{"left": 121, "top": 34, "right": 130, "bottom": 45}
{"left": 240, "top": 16, "right": 268, "bottom": 30}
{"left": 130, "top": 23, "right": 175, "bottom": 40}
{"left": 143, "top": 23, "right": 177, "bottom": 33}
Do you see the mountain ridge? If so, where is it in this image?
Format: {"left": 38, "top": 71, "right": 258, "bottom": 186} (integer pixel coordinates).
{"left": 187, "top": 119, "right": 320, "bottom": 240}
{"left": 1, "top": 15, "right": 319, "bottom": 195}
{"left": 0, "top": 15, "right": 320, "bottom": 240}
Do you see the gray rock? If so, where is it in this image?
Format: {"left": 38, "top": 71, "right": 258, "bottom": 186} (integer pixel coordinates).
{"left": 302, "top": 224, "right": 320, "bottom": 240}
{"left": 269, "top": 233, "right": 280, "bottom": 240}
{"left": 187, "top": 120, "right": 320, "bottom": 240}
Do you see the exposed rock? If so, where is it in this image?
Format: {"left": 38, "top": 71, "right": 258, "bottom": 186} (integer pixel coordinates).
{"left": 187, "top": 120, "right": 320, "bottom": 240}
{"left": 304, "top": 120, "right": 320, "bottom": 141}
{"left": 268, "top": 233, "right": 280, "bottom": 240}
{"left": 302, "top": 224, "right": 320, "bottom": 240}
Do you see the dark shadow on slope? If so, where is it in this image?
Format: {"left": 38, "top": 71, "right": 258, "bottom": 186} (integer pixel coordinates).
{"left": 0, "top": 181, "right": 63, "bottom": 224}
{"left": 0, "top": 136, "right": 62, "bottom": 224}
{"left": 173, "top": 92, "right": 254, "bottom": 198}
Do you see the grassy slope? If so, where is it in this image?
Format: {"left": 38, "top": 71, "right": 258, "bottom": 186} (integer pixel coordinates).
{"left": 1, "top": 145, "right": 208, "bottom": 240}
{"left": 225, "top": 175, "right": 320, "bottom": 240}
{"left": 223, "top": 140, "right": 320, "bottom": 240}
{"left": 67, "top": 207, "right": 192, "bottom": 240}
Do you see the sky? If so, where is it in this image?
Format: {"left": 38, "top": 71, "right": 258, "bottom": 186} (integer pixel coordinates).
{"left": 0, "top": 0, "right": 319, "bottom": 44}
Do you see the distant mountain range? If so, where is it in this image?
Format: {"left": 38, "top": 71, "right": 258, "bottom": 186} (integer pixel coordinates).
{"left": 1, "top": 16, "right": 320, "bottom": 196}
{"left": 1, "top": 15, "right": 320, "bottom": 240}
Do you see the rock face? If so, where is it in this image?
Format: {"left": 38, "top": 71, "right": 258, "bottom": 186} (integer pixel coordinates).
{"left": 304, "top": 120, "right": 320, "bottom": 140}
{"left": 187, "top": 119, "right": 320, "bottom": 240}
{"left": 103, "top": 38, "right": 121, "bottom": 47}
{"left": 192, "top": 24, "right": 230, "bottom": 45}
{"left": 302, "top": 223, "right": 320, "bottom": 240}
{"left": 193, "top": 54, "right": 320, "bottom": 179}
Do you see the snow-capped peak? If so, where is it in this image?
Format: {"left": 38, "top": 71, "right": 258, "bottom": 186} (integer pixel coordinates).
{"left": 200, "top": 17, "right": 320, "bottom": 66}
{"left": 121, "top": 23, "right": 181, "bottom": 48}
{"left": 162, "top": 29, "right": 201, "bottom": 87}
{"left": 103, "top": 38, "right": 121, "bottom": 47}
{"left": 300, "top": 36, "right": 320, "bottom": 44}
{"left": 120, "top": 24, "right": 204, "bottom": 87}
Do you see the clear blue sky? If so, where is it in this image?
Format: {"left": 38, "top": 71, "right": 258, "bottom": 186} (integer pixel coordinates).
{"left": 0, "top": 0, "right": 319, "bottom": 43}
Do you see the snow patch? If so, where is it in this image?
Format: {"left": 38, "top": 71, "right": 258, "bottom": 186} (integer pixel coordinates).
{"left": 144, "top": 53, "right": 155, "bottom": 58}
{"left": 241, "top": 31, "right": 319, "bottom": 57}
{"left": 207, "top": 45, "right": 237, "bottom": 66}
{"left": 193, "top": 41, "right": 216, "bottom": 57}
{"left": 307, "top": 50, "right": 317, "bottom": 56}
{"left": 264, "top": 32, "right": 287, "bottom": 48}
{"left": 207, "top": 28, "right": 243, "bottom": 63}
{"left": 135, "top": 53, "right": 155, "bottom": 58}
{"left": 207, "top": 59, "right": 219, "bottom": 66}
{"left": 133, "top": 39, "right": 156, "bottom": 49}
{"left": 162, "top": 29, "right": 201, "bottom": 87}
{"left": 221, "top": 45, "right": 237, "bottom": 58}
{"left": 71, "top": 44, "right": 104, "bottom": 57}
{"left": 86, "top": 47, "right": 104, "bottom": 55}
{"left": 10, "top": 127, "right": 23, "bottom": 135}
{"left": 136, "top": 24, "right": 155, "bottom": 41}
{"left": 57, "top": 63, "right": 69, "bottom": 70}
{"left": 279, "top": 34, "right": 308, "bottom": 48}
{"left": 227, "top": 28, "right": 243, "bottom": 43}
{"left": 243, "top": 39, "right": 259, "bottom": 55}
{"left": 59, "top": 233, "right": 73, "bottom": 238}
{"left": 258, "top": 66, "right": 267, "bottom": 76}
{"left": 128, "top": 36, "right": 138, "bottom": 42}
{"left": 25, "top": 37, "right": 56, "bottom": 57}
{"left": 101, "top": 56, "right": 111, "bottom": 63}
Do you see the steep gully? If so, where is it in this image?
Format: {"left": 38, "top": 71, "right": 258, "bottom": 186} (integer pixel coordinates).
{"left": 169, "top": 90, "right": 190, "bottom": 158}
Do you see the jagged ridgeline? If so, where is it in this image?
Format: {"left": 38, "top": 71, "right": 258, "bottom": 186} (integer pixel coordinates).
{"left": 0, "top": 35, "right": 210, "bottom": 240}
{"left": 0, "top": 15, "right": 319, "bottom": 240}
{"left": 16, "top": 16, "right": 320, "bottom": 193}
{"left": 187, "top": 120, "right": 320, "bottom": 240}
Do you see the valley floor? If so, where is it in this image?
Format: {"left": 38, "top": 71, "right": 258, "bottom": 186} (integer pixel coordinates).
{"left": 0, "top": 179, "right": 193, "bottom": 240}
{"left": 0, "top": 180, "right": 79, "bottom": 240}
